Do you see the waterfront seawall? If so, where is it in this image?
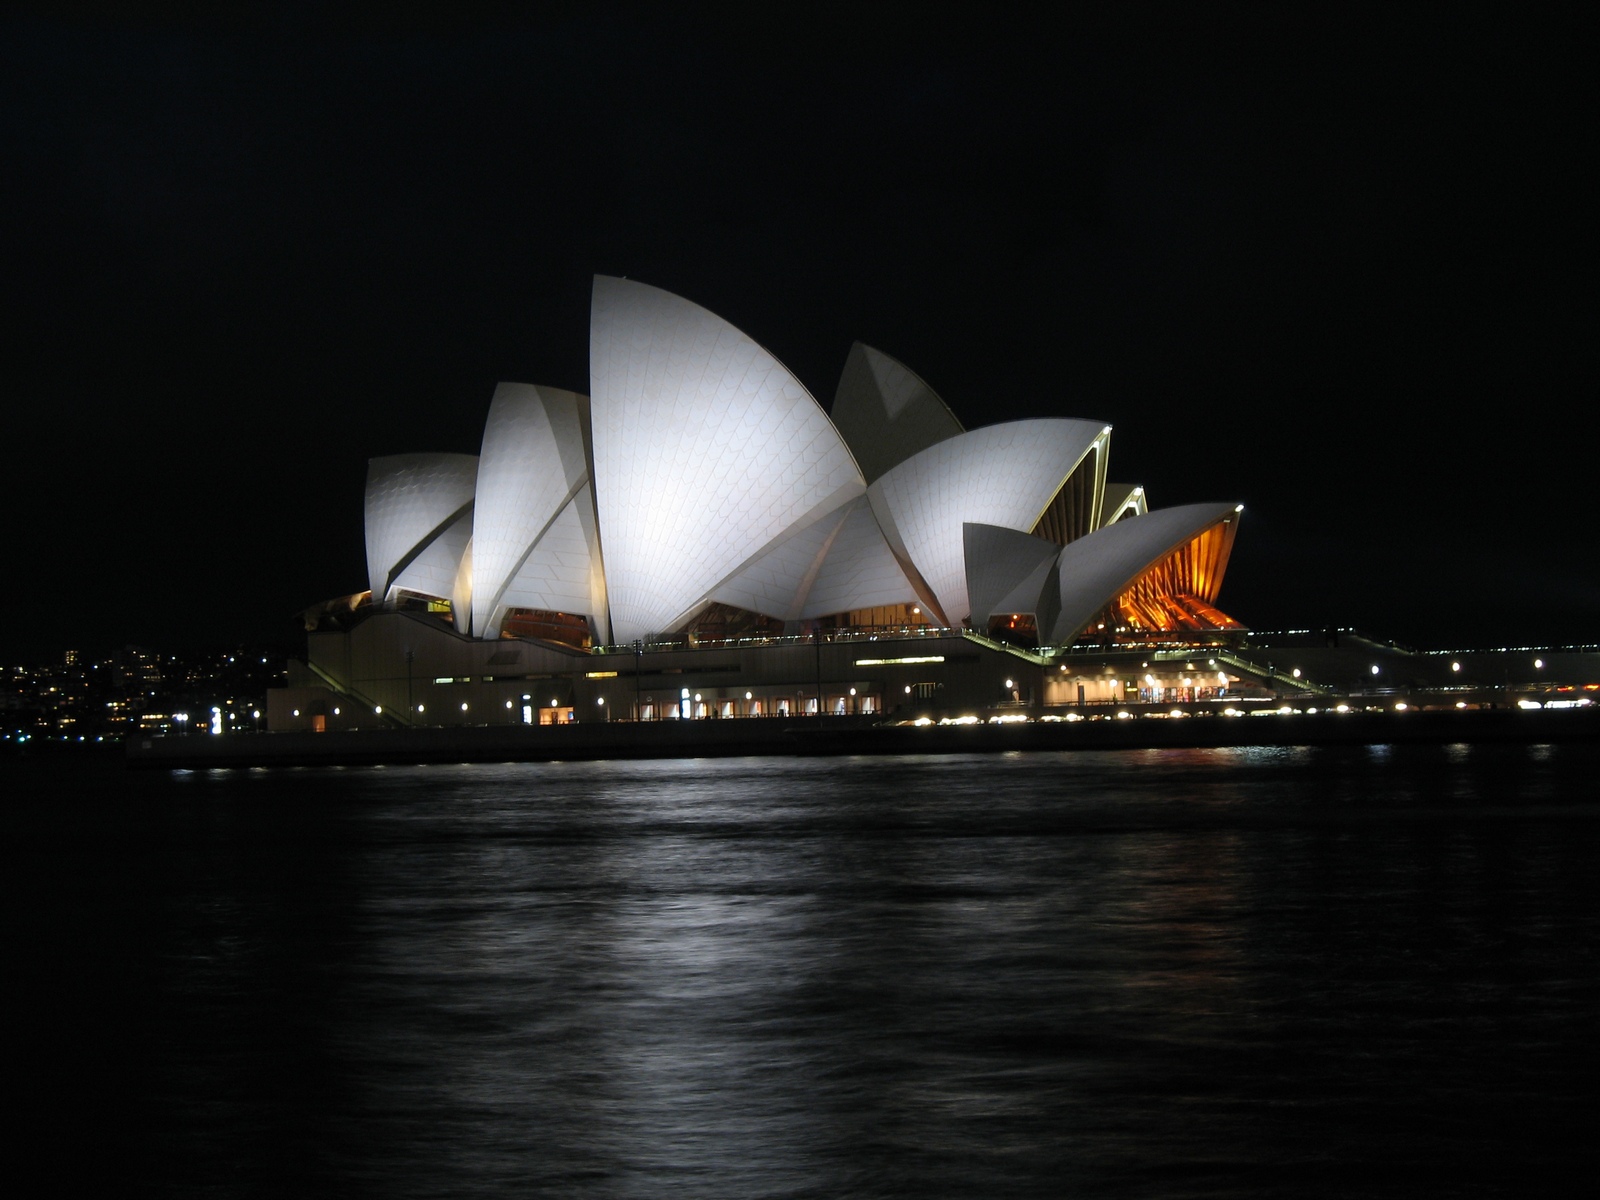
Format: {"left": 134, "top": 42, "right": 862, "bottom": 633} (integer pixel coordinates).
{"left": 126, "top": 707, "right": 1600, "bottom": 769}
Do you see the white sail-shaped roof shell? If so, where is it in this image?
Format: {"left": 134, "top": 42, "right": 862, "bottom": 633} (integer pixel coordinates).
{"left": 963, "top": 523, "right": 1063, "bottom": 628}
{"left": 708, "top": 494, "right": 921, "bottom": 623}
{"left": 867, "top": 419, "right": 1108, "bottom": 626}
{"left": 389, "top": 509, "right": 474, "bottom": 604}
{"left": 800, "top": 495, "right": 922, "bottom": 618}
{"left": 468, "top": 383, "right": 606, "bottom": 641}
{"left": 1047, "top": 502, "right": 1241, "bottom": 644}
{"left": 708, "top": 503, "right": 851, "bottom": 623}
{"left": 364, "top": 453, "right": 479, "bottom": 602}
{"left": 831, "top": 343, "right": 964, "bottom": 484}
{"left": 589, "top": 275, "right": 866, "bottom": 642}
{"left": 486, "top": 490, "right": 608, "bottom": 641}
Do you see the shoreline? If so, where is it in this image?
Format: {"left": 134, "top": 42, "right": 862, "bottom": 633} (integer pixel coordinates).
{"left": 123, "top": 706, "right": 1600, "bottom": 769}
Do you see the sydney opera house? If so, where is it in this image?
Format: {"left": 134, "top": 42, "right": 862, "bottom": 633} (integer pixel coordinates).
{"left": 271, "top": 277, "right": 1247, "bottom": 731}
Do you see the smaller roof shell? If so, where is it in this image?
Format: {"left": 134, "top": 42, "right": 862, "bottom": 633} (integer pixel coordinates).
{"left": 868, "top": 418, "right": 1109, "bottom": 625}
{"left": 1047, "top": 502, "right": 1242, "bottom": 644}
{"left": 364, "top": 452, "right": 479, "bottom": 602}
{"left": 831, "top": 343, "right": 964, "bottom": 484}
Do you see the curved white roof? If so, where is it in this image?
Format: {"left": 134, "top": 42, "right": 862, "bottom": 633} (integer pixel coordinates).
{"left": 468, "top": 383, "right": 602, "bottom": 639}
{"left": 708, "top": 494, "right": 923, "bottom": 622}
{"left": 963, "top": 522, "right": 1062, "bottom": 628}
{"left": 389, "top": 508, "right": 473, "bottom": 604}
{"left": 800, "top": 495, "right": 923, "bottom": 618}
{"left": 709, "top": 503, "right": 851, "bottom": 623}
{"left": 867, "top": 418, "right": 1108, "bottom": 625}
{"left": 1047, "top": 502, "right": 1241, "bottom": 644}
{"left": 831, "top": 343, "right": 964, "bottom": 484}
{"left": 590, "top": 276, "right": 866, "bottom": 642}
{"left": 364, "top": 453, "right": 479, "bottom": 602}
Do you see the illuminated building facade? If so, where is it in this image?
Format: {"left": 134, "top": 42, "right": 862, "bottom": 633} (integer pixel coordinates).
{"left": 274, "top": 278, "right": 1249, "bottom": 729}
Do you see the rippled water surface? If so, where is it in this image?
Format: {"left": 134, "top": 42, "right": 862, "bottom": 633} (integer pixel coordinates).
{"left": 9, "top": 742, "right": 1599, "bottom": 1197}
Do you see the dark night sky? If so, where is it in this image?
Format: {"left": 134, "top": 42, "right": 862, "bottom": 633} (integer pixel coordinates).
{"left": 2, "top": 7, "right": 1591, "bottom": 658}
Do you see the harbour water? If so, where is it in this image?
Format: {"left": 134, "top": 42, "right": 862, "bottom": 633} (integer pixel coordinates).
{"left": 9, "top": 742, "right": 1597, "bottom": 1196}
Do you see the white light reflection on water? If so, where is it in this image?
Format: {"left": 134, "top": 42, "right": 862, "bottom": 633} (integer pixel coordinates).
{"left": 7, "top": 744, "right": 1599, "bottom": 1197}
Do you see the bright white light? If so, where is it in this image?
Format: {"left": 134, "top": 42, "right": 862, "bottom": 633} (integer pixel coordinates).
{"left": 1534, "top": 658, "right": 1544, "bottom": 669}
{"left": 417, "top": 704, "right": 425, "bottom": 713}
{"left": 461, "top": 702, "right": 468, "bottom": 711}
{"left": 374, "top": 706, "right": 381, "bottom": 714}
{"left": 1004, "top": 678, "right": 1014, "bottom": 689}
{"left": 680, "top": 687, "right": 690, "bottom": 699}
{"left": 1455, "top": 702, "right": 1467, "bottom": 709}
{"left": 597, "top": 697, "right": 605, "bottom": 706}
{"left": 505, "top": 700, "right": 513, "bottom": 708}
{"left": 1518, "top": 699, "right": 1542, "bottom": 710}
{"left": 1370, "top": 665, "right": 1380, "bottom": 675}
{"left": 290, "top": 710, "right": 298, "bottom": 718}
{"left": 1451, "top": 662, "right": 1460, "bottom": 672}
{"left": 904, "top": 685, "right": 912, "bottom": 694}
{"left": 1292, "top": 668, "right": 1301, "bottom": 679}
{"left": 1336, "top": 704, "right": 1350, "bottom": 713}
{"left": 694, "top": 693, "right": 702, "bottom": 703}
{"left": 849, "top": 687, "right": 857, "bottom": 696}
{"left": 1217, "top": 672, "right": 1228, "bottom": 685}
{"left": 1395, "top": 702, "right": 1407, "bottom": 711}
{"left": 745, "top": 692, "right": 752, "bottom": 700}
{"left": 332, "top": 707, "right": 340, "bottom": 716}
{"left": 1116, "top": 711, "right": 1130, "bottom": 720}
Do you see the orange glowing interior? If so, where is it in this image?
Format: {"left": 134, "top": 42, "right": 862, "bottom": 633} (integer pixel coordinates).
{"left": 1100, "top": 518, "right": 1243, "bottom": 635}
